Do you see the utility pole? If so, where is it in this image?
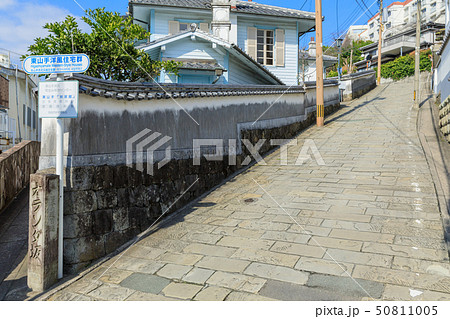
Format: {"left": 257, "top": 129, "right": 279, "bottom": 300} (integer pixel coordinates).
{"left": 349, "top": 47, "right": 353, "bottom": 74}
{"left": 414, "top": 0, "right": 421, "bottom": 108}
{"left": 315, "top": 0, "right": 324, "bottom": 127}
{"left": 377, "top": 0, "right": 383, "bottom": 85}
{"left": 337, "top": 43, "right": 341, "bottom": 81}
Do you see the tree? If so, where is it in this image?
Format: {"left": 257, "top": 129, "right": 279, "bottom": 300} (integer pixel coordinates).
{"left": 325, "top": 40, "right": 373, "bottom": 75}
{"left": 341, "top": 40, "right": 373, "bottom": 66}
{"left": 22, "top": 8, "right": 180, "bottom": 82}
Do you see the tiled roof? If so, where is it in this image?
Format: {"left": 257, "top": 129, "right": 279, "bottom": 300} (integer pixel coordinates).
{"left": 162, "top": 58, "right": 226, "bottom": 71}
{"left": 129, "top": 0, "right": 315, "bottom": 19}
{"left": 62, "top": 73, "right": 317, "bottom": 100}
{"left": 299, "top": 51, "right": 337, "bottom": 62}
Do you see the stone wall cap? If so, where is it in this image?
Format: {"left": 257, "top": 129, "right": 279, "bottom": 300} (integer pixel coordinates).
{"left": 53, "top": 74, "right": 312, "bottom": 101}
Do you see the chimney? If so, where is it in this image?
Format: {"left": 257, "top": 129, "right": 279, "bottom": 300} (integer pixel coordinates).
{"left": 211, "top": 0, "right": 232, "bottom": 42}
{"left": 309, "top": 37, "right": 316, "bottom": 56}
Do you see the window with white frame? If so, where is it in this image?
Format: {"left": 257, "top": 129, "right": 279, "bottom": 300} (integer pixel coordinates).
{"left": 256, "top": 29, "right": 274, "bottom": 66}
{"left": 179, "top": 22, "right": 189, "bottom": 31}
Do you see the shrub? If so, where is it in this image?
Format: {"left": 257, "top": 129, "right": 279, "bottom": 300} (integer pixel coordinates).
{"left": 327, "top": 70, "right": 338, "bottom": 78}
{"left": 379, "top": 49, "right": 432, "bottom": 81}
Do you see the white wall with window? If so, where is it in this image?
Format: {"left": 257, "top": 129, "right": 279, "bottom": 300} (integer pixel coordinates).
{"left": 237, "top": 18, "right": 298, "bottom": 85}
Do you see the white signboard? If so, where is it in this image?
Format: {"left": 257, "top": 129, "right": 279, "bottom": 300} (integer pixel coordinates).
{"left": 23, "top": 54, "right": 90, "bottom": 74}
{"left": 38, "top": 81, "right": 79, "bottom": 118}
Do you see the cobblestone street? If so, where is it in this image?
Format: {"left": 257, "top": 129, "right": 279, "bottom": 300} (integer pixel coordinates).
{"left": 41, "top": 79, "right": 450, "bottom": 301}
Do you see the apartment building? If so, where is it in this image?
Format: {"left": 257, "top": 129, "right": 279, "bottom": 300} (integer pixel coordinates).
{"left": 367, "top": 0, "right": 446, "bottom": 41}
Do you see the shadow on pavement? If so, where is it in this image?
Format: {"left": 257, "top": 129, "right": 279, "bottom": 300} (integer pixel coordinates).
{"left": 0, "top": 188, "right": 32, "bottom": 301}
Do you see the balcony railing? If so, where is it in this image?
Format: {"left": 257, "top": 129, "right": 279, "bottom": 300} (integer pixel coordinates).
{"left": 384, "top": 35, "right": 416, "bottom": 47}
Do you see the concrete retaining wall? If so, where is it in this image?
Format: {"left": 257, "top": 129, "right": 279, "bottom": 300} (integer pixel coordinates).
{"left": 38, "top": 78, "right": 340, "bottom": 273}
{"left": 439, "top": 95, "right": 450, "bottom": 143}
{"left": 0, "top": 140, "right": 40, "bottom": 213}
{"left": 436, "top": 34, "right": 450, "bottom": 102}
{"left": 338, "top": 70, "right": 377, "bottom": 102}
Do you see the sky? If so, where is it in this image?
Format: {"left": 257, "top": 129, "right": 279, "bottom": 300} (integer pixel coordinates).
{"left": 0, "top": 0, "right": 400, "bottom": 59}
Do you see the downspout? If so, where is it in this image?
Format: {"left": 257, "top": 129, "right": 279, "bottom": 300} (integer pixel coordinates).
{"left": 26, "top": 73, "right": 29, "bottom": 140}
{"left": 15, "top": 66, "right": 21, "bottom": 141}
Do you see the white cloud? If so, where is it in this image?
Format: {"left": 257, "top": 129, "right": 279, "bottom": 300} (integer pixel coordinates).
{"left": 0, "top": 1, "right": 88, "bottom": 58}
{"left": 0, "top": 0, "right": 16, "bottom": 10}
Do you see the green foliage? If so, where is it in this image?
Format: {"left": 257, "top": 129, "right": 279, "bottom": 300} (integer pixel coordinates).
{"left": 326, "top": 39, "right": 374, "bottom": 73}
{"left": 419, "top": 50, "right": 432, "bottom": 72}
{"left": 379, "top": 49, "right": 432, "bottom": 81}
{"left": 341, "top": 40, "right": 374, "bottom": 64}
{"left": 22, "top": 8, "right": 180, "bottom": 81}
{"left": 327, "top": 70, "right": 338, "bottom": 78}
{"left": 323, "top": 45, "right": 338, "bottom": 57}
{"left": 380, "top": 56, "right": 415, "bottom": 80}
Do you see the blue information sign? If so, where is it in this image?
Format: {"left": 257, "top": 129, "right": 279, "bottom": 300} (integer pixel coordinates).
{"left": 23, "top": 54, "right": 90, "bottom": 74}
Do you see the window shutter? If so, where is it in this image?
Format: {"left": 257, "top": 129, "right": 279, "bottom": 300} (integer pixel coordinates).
{"left": 247, "top": 27, "right": 257, "bottom": 59}
{"left": 199, "top": 23, "right": 209, "bottom": 33}
{"left": 275, "top": 29, "right": 285, "bottom": 67}
{"left": 169, "top": 21, "right": 180, "bottom": 35}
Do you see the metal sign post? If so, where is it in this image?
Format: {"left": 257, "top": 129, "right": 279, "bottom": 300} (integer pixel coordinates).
{"left": 56, "top": 75, "right": 64, "bottom": 279}
{"left": 26, "top": 53, "right": 88, "bottom": 279}
{"left": 38, "top": 77, "right": 79, "bottom": 279}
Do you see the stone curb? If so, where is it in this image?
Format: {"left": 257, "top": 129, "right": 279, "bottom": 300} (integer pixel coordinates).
{"left": 416, "top": 83, "right": 450, "bottom": 259}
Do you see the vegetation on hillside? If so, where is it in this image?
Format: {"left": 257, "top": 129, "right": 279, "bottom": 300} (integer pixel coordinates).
{"left": 325, "top": 39, "right": 373, "bottom": 77}
{"left": 377, "top": 49, "right": 432, "bottom": 81}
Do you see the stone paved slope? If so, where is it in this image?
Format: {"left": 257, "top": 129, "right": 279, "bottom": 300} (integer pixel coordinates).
{"left": 40, "top": 79, "right": 450, "bottom": 301}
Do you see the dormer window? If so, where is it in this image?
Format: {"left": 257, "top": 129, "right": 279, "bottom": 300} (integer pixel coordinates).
{"left": 179, "top": 23, "right": 189, "bottom": 31}
{"left": 169, "top": 21, "right": 209, "bottom": 35}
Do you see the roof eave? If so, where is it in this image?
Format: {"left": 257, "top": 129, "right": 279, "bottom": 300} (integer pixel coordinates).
{"left": 129, "top": 1, "right": 315, "bottom": 20}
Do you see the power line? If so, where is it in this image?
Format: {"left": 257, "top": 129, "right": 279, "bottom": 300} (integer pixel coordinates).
{"left": 360, "top": 0, "right": 376, "bottom": 17}
{"left": 324, "top": 6, "right": 361, "bottom": 44}
{"left": 355, "top": 0, "right": 374, "bottom": 19}
{"left": 299, "top": 0, "right": 309, "bottom": 10}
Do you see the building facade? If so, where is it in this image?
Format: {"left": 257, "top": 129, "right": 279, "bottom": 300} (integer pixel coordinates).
{"left": 344, "top": 25, "right": 370, "bottom": 44}
{"left": 0, "top": 64, "right": 40, "bottom": 146}
{"left": 129, "top": 0, "right": 316, "bottom": 85}
{"left": 299, "top": 38, "right": 338, "bottom": 82}
{"left": 355, "top": 21, "right": 443, "bottom": 71}
{"left": 366, "top": 0, "right": 446, "bottom": 41}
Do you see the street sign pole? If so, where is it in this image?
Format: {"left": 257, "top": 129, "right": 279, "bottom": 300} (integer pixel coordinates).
{"left": 26, "top": 53, "right": 87, "bottom": 280}
{"left": 55, "top": 74, "right": 64, "bottom": 279}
